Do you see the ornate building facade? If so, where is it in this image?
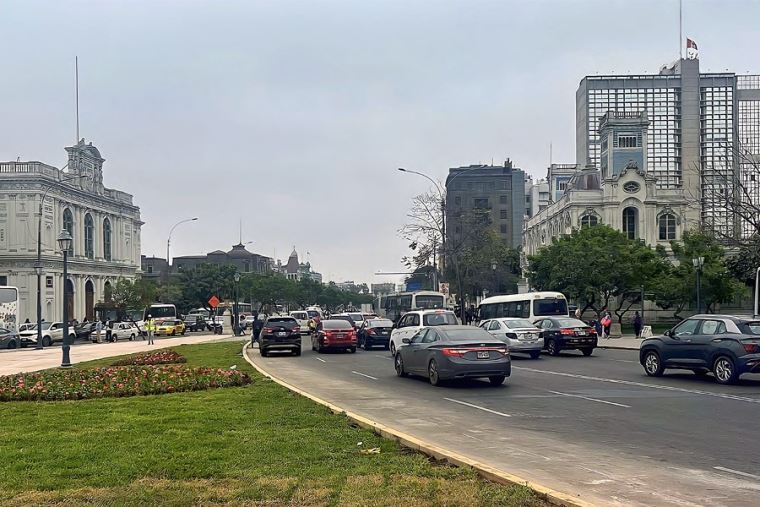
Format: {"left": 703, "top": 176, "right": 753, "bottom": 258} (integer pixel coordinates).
{"left": 0, "top": 139, "right": 142, "bottom": 323}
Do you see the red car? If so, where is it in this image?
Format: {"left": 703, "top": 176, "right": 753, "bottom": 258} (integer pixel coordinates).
{"left": 311, "top": 319, "right": 357, "bottom": 353}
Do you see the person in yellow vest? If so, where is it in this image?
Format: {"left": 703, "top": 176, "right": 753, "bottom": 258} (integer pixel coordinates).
{"left": 146, "top": 315, "right": 155, "bottom": 345}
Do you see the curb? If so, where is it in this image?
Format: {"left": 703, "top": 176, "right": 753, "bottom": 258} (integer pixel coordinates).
{"left": 241, "top": 342, "right": 597, "bottom": 507}
{"left": 596, "top": 345, "right": 640, "bottom": 351}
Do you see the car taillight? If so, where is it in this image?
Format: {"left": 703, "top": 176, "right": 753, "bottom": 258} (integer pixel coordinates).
{"left": 367, "top": 328, "right": 376, "bottom": 335}
{"left": 293, "top": 326, "right": 300, "bottom": 333}
{"left": 442, "top": 348, "right": 467, "bottom": 357}
{"left": 263, "top": 327, "right": 273, "bottom": 334}
{"left": 587, "top": 328, "right": 597, "bottom": 335}
{"left": 743, "top": 343, "right": 760, "bottom": 354}
{"left": 560, "top": 328, "right": 574, "bottom": 335}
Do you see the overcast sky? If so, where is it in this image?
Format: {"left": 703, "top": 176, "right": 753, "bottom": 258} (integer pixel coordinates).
{"left": 2, "top": 0, "right": 758, "bottom": 284}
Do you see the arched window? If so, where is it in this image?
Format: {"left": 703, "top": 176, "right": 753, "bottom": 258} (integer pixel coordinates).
{"left": 62, "top": 208, "right": 74, "bottom": 254}
{"left": 658, "top": 213, "right": 676, "bottom": 240}
{"left": 622, "top": 207, "right": 638, "bottom": 240}
{"left": 580, "top": 214, "right": 598, "bottom": 228}
{"left": 84, "top": 213, "right": 94, "bottom": 259}
{"left": 103, "top": 218, "right": 112, "bottom": 261}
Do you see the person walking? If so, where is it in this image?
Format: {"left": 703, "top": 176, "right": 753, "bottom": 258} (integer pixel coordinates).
{"left": 146, "top": 315, "right": 155, "bottom": 345}
{"left": 633, "top": 311, "right": 643, "bottom": 338}
{"left": 95, "top": 320, "right": 103, "bottom": 343}
{"left": 600, "top": 310, "right": 612, "bottom": 339}
{"left": 105, "top": 320, "right": 113, "bottom": 343}
{"left": 574, "top": 307, "right": 582, "bottom": 319}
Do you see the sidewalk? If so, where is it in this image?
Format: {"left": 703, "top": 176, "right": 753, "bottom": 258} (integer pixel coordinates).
{"left": 596, "top": 334, "right": 644, "bottom": 350}
{"left": 0, "top": 333, "right": 238, "bottom": 376}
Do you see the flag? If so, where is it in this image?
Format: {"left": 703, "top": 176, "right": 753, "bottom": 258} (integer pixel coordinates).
{"left": 686, "top": 38, "right": 698, "bottom": 59}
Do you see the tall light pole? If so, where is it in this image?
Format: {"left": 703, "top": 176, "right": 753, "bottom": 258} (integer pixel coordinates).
{"left": 692, "top": 256, "right": 705, "bottom": 313}
{"left": 166, "top": 217, "right": 198, "bottom": 273}
{"left": 233, "top": 272, "right": 241, "bottom": 336}
{"left": 57, "top": 229, "right": 73, "bottom": 367}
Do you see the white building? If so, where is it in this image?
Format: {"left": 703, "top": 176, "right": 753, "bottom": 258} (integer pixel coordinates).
{"left": 0, "top": 139, "right": 142, "bottom": 323}
{"left": 524, "top": 176, "right": 550, "bottom": 218}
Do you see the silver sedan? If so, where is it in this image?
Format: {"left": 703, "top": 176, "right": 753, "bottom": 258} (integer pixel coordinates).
{"left": 479, "top": 318, "right": 543, "bottom": 359}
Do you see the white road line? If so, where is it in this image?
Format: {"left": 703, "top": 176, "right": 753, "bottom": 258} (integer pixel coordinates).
{"left": 315, "top": 357, "right": 326, "bottom": 363}
{"left": 513, "top": 366, "right": 760, "bottom": 404}
{"left": 714, "top": 466, "right": 760, "bottom": 480}
{"left": 351, "top": 370, "right": 378, "bottom": 380}
{"left": 462, "top": 433, "right": 483, "bottom": 442}
{"left": 548, "top": 390, "right": 630, "bottom": 408}
{"left": 444, "top": 398, "right": 511, "bottom": 417}
{"left": 609, "top": 359, "right": 638, "bottom": 364}
{"left": 374, "top": 355, "right": 393, "bottom": 360}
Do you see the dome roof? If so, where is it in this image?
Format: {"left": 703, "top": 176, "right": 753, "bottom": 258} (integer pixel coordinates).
{"left": 227, "top": 243, "right": 252, "bottom": 258}
{"left": 569, "top": 164, "right": 601, "bottom": 191}
{"left": 83, "top": 143, "right": 102, "bottom": 159}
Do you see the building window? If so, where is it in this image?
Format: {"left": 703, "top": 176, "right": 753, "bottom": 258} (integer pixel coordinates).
{"left": 0, "top": 275, "right": 7, "bottom": 286}
{"left": 46, "top": 276, "right": 53, "bottom": 288}
{"left": 658, "top": 213, "right": 677, "bottom": 240}
{"left": 622, "top": 207, "right": 638, "bottom": 240}
{"left": 499, "top": 195, "right": 507, "bottom": 204}
{"left": 618, "top": 135, "right": 638, "bottom": 148}
{"left": 62, "top": 208, "right": 74, "bottom": 255}
{"left": 580, "top": 214, "right": 598, "bottom": 228}
{"left": 500, "top": 209, "right": 508, "bottom": 219}
{"left": 244, "top": 261, "right": 250, "bottom": 272}
{"left": 147, "top": 265, "right": 153, "bottom": 274}
{"left": 558, "top": 181, "right": 568, "bottom": 191}
{"left": 500, "top": 224, "right": 507, "bottom": 234}
{"left": 103, "top": 217, "right": 112, "bottom": 261}
{"left": 84, "top": 213, "right": 94, "bottom": 259}
{"left": 473, "top": 198, "right": 489, "bottom": 208}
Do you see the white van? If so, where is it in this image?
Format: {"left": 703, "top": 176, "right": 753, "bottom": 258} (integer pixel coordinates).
{"left": 478, "top": 292, "right": 569, "bottom": 324}
{"left": 289, "top": 311, "right": 310, "bottom": 334}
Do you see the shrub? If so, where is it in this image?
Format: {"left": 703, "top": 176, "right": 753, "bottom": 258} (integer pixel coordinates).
{"left": 0, "top": 365, "right": 251, "bottom": 402}
{"left": 111, "top": 350, "right": 187, "bottom": 366}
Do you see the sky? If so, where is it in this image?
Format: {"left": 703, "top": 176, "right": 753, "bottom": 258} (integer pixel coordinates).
{"left": 1, "top": 0, "right": 759, "bottom": 285}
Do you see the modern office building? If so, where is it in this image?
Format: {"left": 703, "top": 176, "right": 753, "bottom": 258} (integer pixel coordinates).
{"left": 445, "top": 161, "right": 526, "bottom": 249}
{"left": 576, "top": 57, "right": 760, "bottom": 237}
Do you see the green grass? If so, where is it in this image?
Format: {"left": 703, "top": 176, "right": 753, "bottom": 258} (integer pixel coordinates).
{"left": 0, "top": 342, "right": 542, "bottom": 506}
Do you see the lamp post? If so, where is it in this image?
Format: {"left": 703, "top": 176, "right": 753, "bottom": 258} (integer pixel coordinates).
{"left": 692, "top": 256, "right": 705, "bottom": 313}
{"left": 166, "top": 217, "right": 198, "bottom": 274}
{"left": 233, "top": 272, "right": 241, "bottom": 336}
{"left": 491, "top": 260, "right": 498, "bottom": 294}
{"left": 57, "top": 229, "right": 73, "bottom": 368}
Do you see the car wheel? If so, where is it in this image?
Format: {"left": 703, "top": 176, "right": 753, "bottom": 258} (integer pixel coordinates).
{"left": 713, "top": 356, "right": 738, "bottom": 385}
{"left": 643, "top": 350, "right": 664, "bottom": 377}
{"left": 390, "top": 341, "right": 396, "bottom": 356}
{"left": 21, "top": 342, "right": 27, "bottom": 348}
{"left": 529, "top": 351, "right": 540, "bottom": 359}
{"left": 581, "top": 347, "right": 594, "bottom": 357}
{"left": 350, "top": 347, "right": 356, "bottom": 353}
{"left": 546, "top": 339, "right": 559, "bottom": 356}
{"left": 260, "top": 348, "right": 268, "bottom": 357}
{"left": 113, "top": 335, "right": 118, "bottom": 342}
{"left": 130, "top": 334, "right": 135, "bottom": 341}
{"left": 294, "top": 348, "right": 301, "bottom": 357}
{"left": 181, "top": 330, "right": 186, "bottom": 336}
{"left": 42, "top": 336, "right": 52, "bottom": 347}
{"left": 394, "top": 353, "right": 407, "bottom": 377}
{"left": 363, "top": 340, "right": 372, "bottom": 351}
{"left": 489, "top": 375, "right": 506, "bottom": 386}
{"left": 7, "top": 340, "right": 17, "bottom": 349}
{"left": 428, "top": 359, "right": 441, "bottom": 386}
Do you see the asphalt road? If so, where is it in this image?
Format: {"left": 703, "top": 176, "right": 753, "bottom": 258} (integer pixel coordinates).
{"left": 250, "top": 337, "right": 760, "bottom": 507}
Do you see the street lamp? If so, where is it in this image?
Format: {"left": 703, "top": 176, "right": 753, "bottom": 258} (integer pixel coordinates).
{"left": 233, "top": 272, "right": 241, "bottom": 336}
{"left": 57, "top": 229, "right": 73, "bottom": 367}
{"left": 692, "top": 256, "right": 705, "bottom": 313}
{"left": 166, "top": 217, "right": 199, "bottom": 273}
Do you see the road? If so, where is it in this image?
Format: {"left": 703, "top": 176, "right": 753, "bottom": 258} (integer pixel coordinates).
{"left": 249, "top": 337, "right": 760, "bottom": 507}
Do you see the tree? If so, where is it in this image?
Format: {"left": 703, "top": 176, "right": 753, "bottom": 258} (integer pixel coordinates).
{"left": 727, "top": 235, "right": 760, "bottom": 287}
{"left": 110, "top": 278, "right": 158, "bottom": 310}
{"left": 526, "top": 225, "right": 669, "bottom": 321}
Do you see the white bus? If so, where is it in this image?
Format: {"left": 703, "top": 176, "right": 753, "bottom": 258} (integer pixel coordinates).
{"left": 478, "top": 292, "right": 569, "bottom": 323}
{"left": 380, "top": 291, "right": 446, "bottom": 323}
{"left": 143, "top": 303, "right": 177, "bottom": 321}
{"left": 0, "top": 286, "right": 21, "bottom": 332}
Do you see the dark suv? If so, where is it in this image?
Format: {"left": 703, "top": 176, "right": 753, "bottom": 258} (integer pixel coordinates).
{"left": 260, "top": 316, "right": 302, "bottom": 357}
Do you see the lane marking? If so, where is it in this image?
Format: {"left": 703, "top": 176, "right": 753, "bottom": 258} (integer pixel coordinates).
{"left": 373, "top": 355, "right": 393, "bottom": 361}
{"left": 609, "top": 359, "right": 638, "bottom": 364}
{"left": 462, "top": 433, "right": 483, "bottom": 442}
{"left": 548, "top": 390, "right": 631, "bottom": 408}
{"left": 714, "top": 466, "right": 760, "bottom": 480}
{"left": 513, "top": 366, "right": 760, "bottom": 404}
{"left": 315, "top": 357, "right": 326, "bottom": 363}
{"left": 351, "top": 370, "right": 378, "bottom": 380}
{"left": 444, "top": 397, "right": 511, "bottom": 417}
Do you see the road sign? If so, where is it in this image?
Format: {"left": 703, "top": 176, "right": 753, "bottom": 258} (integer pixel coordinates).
{"left": 208, "top": 295, "right": 220, "bottom": 308}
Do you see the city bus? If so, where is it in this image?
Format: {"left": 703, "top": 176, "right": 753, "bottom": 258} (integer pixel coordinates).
{"left": 0, "top": 286, "right": 21, "bottom": 332}
{"left": 143, "top": 303, "right": 177, "bottom": 321}
{"left": 379, "top": 291, "right": 446, "bottom": 323}
{"left": 478, "top": 292, "right": 569, "bottom": 324}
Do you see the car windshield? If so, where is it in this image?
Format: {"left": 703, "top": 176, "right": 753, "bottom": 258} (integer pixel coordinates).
{"left": 268, "top": 318, "right": 297, "bottom": 325}
{"left": 323, "top": 320, "right": 352, "bottom": 330}
{"left": 503, "top": 319, "right": 535, "bottom": 329}
{"left": 348, "top": 313, "right": 363, "bottom": 321}
{"left": 368, "top": 319, "right": 393, "bottom": 328}
{"left": 442, "top": 328, "right": 494, "bottom": 341}
{"left": 307, "top": 311, "right": 320, "bottom": 318}
{"left": 557, "top": 318, "right": 587, "bottom": 328}
{"left": 423, "top": 313, "right": 457, "bottom": 326}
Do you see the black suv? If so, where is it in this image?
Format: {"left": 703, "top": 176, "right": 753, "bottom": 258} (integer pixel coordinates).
{"left": 260, "top": 316, "right": 302, "bottom": 357}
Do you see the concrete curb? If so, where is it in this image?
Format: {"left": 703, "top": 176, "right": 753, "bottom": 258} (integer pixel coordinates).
{"left": 596, "top": 345, "right": 640, "bottom": 351}
{"left": 241, "top": 342, "right": 597, "bottom": 507}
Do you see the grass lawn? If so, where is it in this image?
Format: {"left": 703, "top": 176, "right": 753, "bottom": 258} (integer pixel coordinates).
{"left": 0, "top": 342, "right": 542, "bottom": 506}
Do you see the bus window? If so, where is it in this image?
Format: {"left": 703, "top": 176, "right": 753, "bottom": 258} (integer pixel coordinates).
{"left": 533, "top": 298, "right": 568, "bottom": 317}
{"left": 416, "top": 295, "right": 444, "bottom": 309}
{"left": 400, "top": 295, "right": 413, "bottom": 311}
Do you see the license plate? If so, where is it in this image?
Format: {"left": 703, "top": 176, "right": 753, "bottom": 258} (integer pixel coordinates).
{"left": 277, "top": 332, "right": 286, "bottom": 337}
{"left": 576, "top": 331, "right": 587, "bottom": 336}
{"left": 477, "top": 351, "right": 490, "bottom": 359}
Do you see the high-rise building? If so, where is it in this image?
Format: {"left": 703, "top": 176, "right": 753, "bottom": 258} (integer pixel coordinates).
{"left": 445, "top": 161, "right": 526, "bottom": 249}
{"left": 576, "top": 57, "right": 760, "bottom": 236}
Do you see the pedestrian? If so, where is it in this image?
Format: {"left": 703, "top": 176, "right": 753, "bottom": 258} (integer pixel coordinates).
{"left": 105, "top": 320, "right": 113, "bottom": 343}
{"left": 146, "top": 314, "right": 154, "bottom": 345}
{"left": 633, "top": 311, "right": 643, "bottom": 338}
{"left": 600, "top": 310, "right": 612, "bottom": 339}
{"left": 574, "top": 307, "right": 582, "bottom": 319}
{"left": 95, "top": 320, "right": 103, "bottom": 343}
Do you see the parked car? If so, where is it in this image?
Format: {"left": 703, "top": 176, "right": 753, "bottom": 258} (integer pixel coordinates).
{"left": 154, "top": 319, "right": 186, "bottom": 336}
{"left": 534, "top": 317, "right": 598, "bottom": 356}
{"left": 260, "top": 316, "right": 302, "bottom": 357}
{"left": 0, "top": 328, "right": 21, "bottom": 349}
{"left": 111, "top": 322, "right": 141, "bottom": 341}
{"left": 184, "top": 313, "right": 208, "bottom": 332}
{"left": 640, "top": 314, "right": 760, "bottom": 384}
{"left": 311, "top": 319, "right": 357, "bottom": 353}
{"left": 394, "top": 325, "right": 510, "bottom": 386}
{"left": 74, "top": 321, "right": 97, "bottom": 340}
{"left": 479, "top": 318, "right": 544, "bottom": 359}
{"left": 18, "top": 321, "right": 75, "bottom": 347}
{"left": 389, "top": 309, "right": 458, "bottom": 356}
{"left": 358, "top": 318, "right": 394, "bottom": 350}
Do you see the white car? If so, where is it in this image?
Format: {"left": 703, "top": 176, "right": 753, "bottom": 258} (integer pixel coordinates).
{"left": 18, "top": 321, "right": 75, "bottom": 347}
{"left": 389, "top": 310, "right": 458, "bottom": 356}
{"left": 289, "top": 311, "right": 311, "bottom": 334}
{"left": 347, "top": 312, "right": 365, "bottom": 330}
{"left": 111, "top": 322, "right": 141, "bottom": 341}
{"left": 479, "top": 317, "right": 544, "bottom": 359}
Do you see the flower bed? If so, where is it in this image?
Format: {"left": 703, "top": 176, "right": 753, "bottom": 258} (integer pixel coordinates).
{"left": 111, "top": 350, "right": 187, "bottom": 366}
{"left": 0, "top": 365, "right": 251, "bottom": 402}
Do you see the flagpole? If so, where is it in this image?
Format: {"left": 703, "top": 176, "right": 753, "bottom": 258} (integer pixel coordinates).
{"left": 679, "top": 0, "right": 683, "bottom": 60}
{"left": 75, "top": 56, "right": 80, "bottom": 142}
